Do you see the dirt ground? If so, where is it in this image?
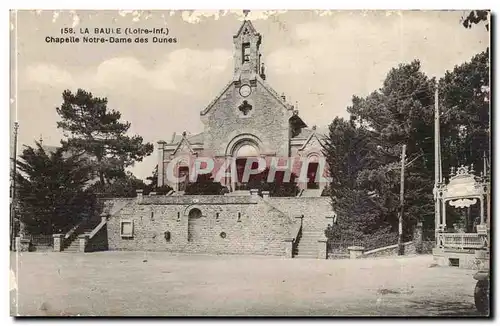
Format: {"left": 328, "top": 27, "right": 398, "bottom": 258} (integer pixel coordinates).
{"left": 10, "top": 251, "right": 483, "bottom": 316}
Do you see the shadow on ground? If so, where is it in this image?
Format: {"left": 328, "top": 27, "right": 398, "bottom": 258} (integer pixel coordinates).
{"left": 407, "top": 299, "right": 485, "bottom": 317}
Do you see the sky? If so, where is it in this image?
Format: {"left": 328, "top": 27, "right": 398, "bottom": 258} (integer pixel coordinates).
{"left": 10, "top": 10, "right": 489, "bottom": 180}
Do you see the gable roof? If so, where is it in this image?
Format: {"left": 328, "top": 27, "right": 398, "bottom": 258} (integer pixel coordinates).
{"left": 200, "top": 75, "right": 294, "bottom": 117}
{"left": 167, "top": 132, "right": 204, "bottom": 146}
{"left": 172, "top": 133, "right": 196, "bottom": 155}
{"left": 233, "top": 20, "right": 259, "bottom": 38}
{"left": 298, "top": 132, "right": 325, "bottom": 151}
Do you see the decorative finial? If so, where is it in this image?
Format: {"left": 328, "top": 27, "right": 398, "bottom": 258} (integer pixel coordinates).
{"left": 182, "top": 131, "right": 187, "bottom": 137}
{"left": 39, "top": 134, "right": 43, "bottom": 146}
{"left": 470, "top": 163, "right": 475, "bottom": 174}
{"left": 450, "top": 166, "right": 455, "bottom": 176}
{"left": 243, "top": 10, "right": 250, "bottom": 19}
{"left": 312, "top": 125, "right": 317, "bottom": 131}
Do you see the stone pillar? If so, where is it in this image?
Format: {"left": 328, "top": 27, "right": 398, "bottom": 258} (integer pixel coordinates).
{"left": 441, "top": 199, "right": 447, "bottom": 230}
{"left": 157, "top": 141, "right": 165, "bottom": 187}
{"left": 317, "top": 235, "right": 328, "bottom": 259}
{"left": 136, "top": 189, "right": 144, "bottom": 203}
{"left": 348, "top": 246, "right": 365, "bottom": 259}
{"left": 284, "top": 238, "right": 294, "bottom": 258}
{"left": 261, "top": 191, "right": 270, "bottom": 199}
{"left": 15, "top": 236, "right": 30, "bottom": 252}
{"left": 480, "top": 196, "right": 485, "bottom": 225}
{"left": 78, "top": 234, "right": 89, "bottom": 252}
{"left": 250, "top": 189, "right": 259, "bottom": 198}
{"left": 413, "top": 221, "right": 423, "bottom": 254}
{"left": 15, "top": 236, "right": 20, "bottom": 252}
{"left": 53, "top": 234, "right": 64, "bottom": 252}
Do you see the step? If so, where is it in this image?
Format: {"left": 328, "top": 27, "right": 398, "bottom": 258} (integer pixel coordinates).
{"left": 294, "top": 255, "right": 318, "bottom": 259}
{"left": 295, "top": 249, "right": 317, "bottom": 253}
{"left": 295, "top": 250, "right": 317, "bottom": 254}
{"left": 295, "top": 252, "right": 317, "bottom": 256}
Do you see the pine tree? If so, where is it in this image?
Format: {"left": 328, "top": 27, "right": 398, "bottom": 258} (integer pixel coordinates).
{"left": 439, "top": 50, "right": 490, "bottom": 177}
{"left": 16, "top": 142, "right": 94, "bottom": 235}
{"left": 56, "top": 89, "right": 154, "bottom": 186}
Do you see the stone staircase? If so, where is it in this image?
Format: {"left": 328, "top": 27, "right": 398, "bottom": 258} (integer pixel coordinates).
{"left": 62, "top": 222, "right": 99, "bottom": 252}
{"left": 59, "top": 199, "right": 132, "bottom": 253}
{"left": 293, "top": 230, "right": 323, "bottom": 259}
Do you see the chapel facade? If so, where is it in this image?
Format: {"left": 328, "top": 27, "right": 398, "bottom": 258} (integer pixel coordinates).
{"left": 156, "top": 20, "right": 326, "bottom": 194}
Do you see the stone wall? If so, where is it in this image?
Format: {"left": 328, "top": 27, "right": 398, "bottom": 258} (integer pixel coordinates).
{"left": 265, "top": 197, "right": 332, "bottom": 232}
{"left": 421, "top": 241, "right": 434, "bottom": 254}
{"left": 86, "top": 223, "right": 109, "bottom": 252}
{"left": 105, "top": 194, "right": 297, "bottom": 256}
{"left": 362, "top": 241, "right": 416, "bottom": 258}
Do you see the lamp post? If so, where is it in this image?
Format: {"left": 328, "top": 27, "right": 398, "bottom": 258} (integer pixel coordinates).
{"left": 397, "top": 144, "right": 406, "bottom": 256}
{"left": 10, "top": 122, "right": 19, "bottom": 251}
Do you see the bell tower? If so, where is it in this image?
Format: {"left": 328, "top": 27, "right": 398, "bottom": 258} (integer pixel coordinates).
{"left": 233, "top": 20, "right": 262, "bottom": 82}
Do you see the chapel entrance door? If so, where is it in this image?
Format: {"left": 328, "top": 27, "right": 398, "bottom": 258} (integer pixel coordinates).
{"left": 187, "top": 208, "right": 202, "bottom": 242}
{"left": 178, "top": 166, "right": 189, "bottom": 192}
{"left": 307, "top": 162, "right": 319, "bottom": 189}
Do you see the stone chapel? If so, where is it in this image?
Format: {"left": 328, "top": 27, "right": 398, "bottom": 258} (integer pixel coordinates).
{"left": 156, "top": 20, "right": 326, "bottom": 195}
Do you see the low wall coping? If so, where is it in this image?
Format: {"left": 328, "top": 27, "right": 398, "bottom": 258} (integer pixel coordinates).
{"left": 347, "top": 246, "right": 365, "bottom": 251}
{"left": 362, "top": 241, "right": 413, "bottom": 256}
{"left": 318, "top": 236, "right": 328, "bottom": 243}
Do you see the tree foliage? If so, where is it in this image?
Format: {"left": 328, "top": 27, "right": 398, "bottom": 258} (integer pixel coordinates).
{"left": 184, "top": 174, "right": 228, "bottom": 195}
{"left": 247, "top": 167, "right": 300, "bottom": 197}
{"left": 15, "top": 142, "right": 95, "bottom": 235}
{"left": 462, "top": 10, "right": 489, "bottom": 30}
{"left": 324, "top": 52, "right": 490, "bottom": 244}
{"left": 87, "top": 171, "right": 148, "bottom": 198}
{"left": 56, "top": 89, "right": 154, "bottom": 185}
{"left": 144, "top": 165, "right": 173, "bottom": 195}
{"left": 439, "top": 50, "right": 490, "bottom": 178}
{"left": 325, "top": 60, "right": 436, "bottom": 243}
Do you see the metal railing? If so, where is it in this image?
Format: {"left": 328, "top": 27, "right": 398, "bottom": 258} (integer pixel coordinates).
{"left": 437, "top": 232, "right": 485, "bottom": 250}
{"left": 30, "top": 234, "right": 53, "bottom": 247}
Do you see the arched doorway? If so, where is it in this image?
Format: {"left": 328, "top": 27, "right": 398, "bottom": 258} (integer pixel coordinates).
{"left": 177, "top": 165, "right": 189, "bottom": 191}
{"left": 234, "top": 143, "right": 260, "bottom": 191}
{"left": 306, "top": 154, "right": 320, "bottom": 189}
{"left": 187, "top": 208, "right": 202, "bottom": 242}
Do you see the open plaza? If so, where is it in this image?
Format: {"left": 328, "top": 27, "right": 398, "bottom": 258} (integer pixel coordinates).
{"left": 10, "top": 251, "right": 480, "bottom": 316}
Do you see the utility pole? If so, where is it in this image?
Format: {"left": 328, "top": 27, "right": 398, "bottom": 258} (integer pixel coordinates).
{"left": 398, "top": 144, "right": 406, "bottom": 256}
{"left": 433, "top": 85, "right": 442, "bottom": 245}
{"left": 10, "top": 122, "right": 19, "bottom": 251}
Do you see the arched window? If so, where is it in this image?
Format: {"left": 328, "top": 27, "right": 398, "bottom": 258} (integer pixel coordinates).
{"left": 188, "top": 208, "right": 202, "bottom": 219}
{"left": 236, "top": 144, "right": 259, "bottom": 157}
